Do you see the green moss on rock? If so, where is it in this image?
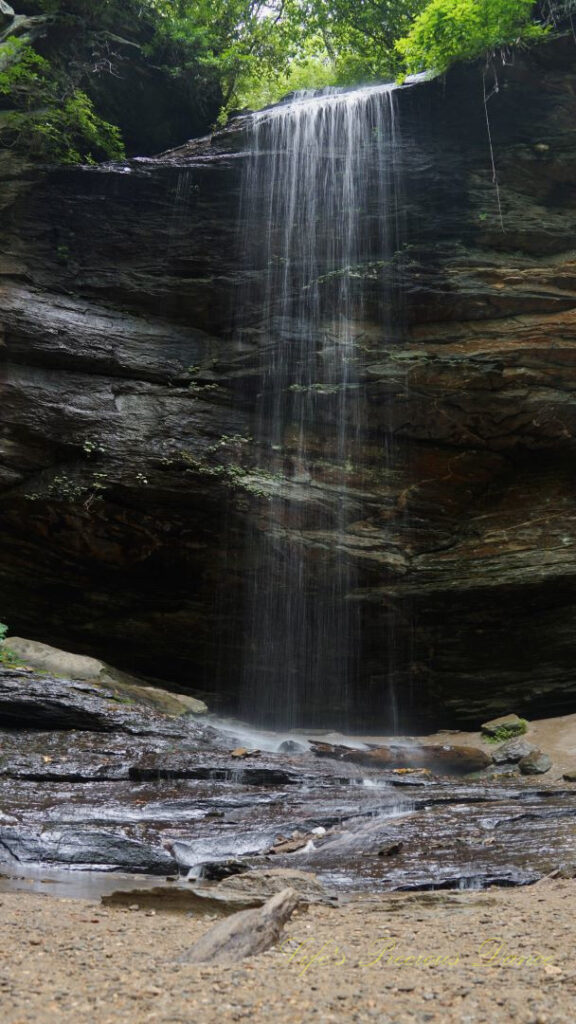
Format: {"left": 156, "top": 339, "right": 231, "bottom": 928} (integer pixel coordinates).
{"left": 481, "top": 714, "right": 529, "bottom": 742}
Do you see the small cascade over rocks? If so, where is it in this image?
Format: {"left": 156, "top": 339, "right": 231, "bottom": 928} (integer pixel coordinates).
{"left": 237, "top": 84, "right": 403, "bottom": 728}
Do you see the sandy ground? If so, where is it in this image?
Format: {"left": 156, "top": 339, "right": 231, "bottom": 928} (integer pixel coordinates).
{"left": 1, "top": 878, "right": 574, "bottom": 1024}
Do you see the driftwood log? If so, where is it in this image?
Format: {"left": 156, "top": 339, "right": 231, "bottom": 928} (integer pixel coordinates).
{"left": 310, "top": 742, "right": 491, "bottom": 775}
{"left": 182, "top": 887, "right": 300, "bottom": 964}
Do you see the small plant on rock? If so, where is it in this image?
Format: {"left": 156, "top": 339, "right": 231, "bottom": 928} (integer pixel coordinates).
{"left": 0, "top": 623, "right": 24, "bottom": 668}
{"left": 487, "top": 719, "right": 529, "bottom": 742}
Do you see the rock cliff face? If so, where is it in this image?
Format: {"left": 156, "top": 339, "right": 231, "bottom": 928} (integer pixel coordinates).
{"left": 2, "top": 33, "right": 576, "bottom": 728}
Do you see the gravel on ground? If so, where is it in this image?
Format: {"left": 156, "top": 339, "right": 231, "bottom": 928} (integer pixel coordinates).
{"left": 1, "top": 878, "right": 574, "bottom": 1023}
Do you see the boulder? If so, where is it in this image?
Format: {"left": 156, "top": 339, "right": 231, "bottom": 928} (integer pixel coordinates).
{"left": 310, "top": 741, "right": 491, "bottom": 776}
{"left": 218, "top": 868, "right": 327, "bottom": 901}
{"left": 519, "top": 750, "right": 552, "bottom": 775}
{"left": 278, "top": 739, "right": 308, "bottom": 754}
{"left": 481, "top": 715, "right": 528, "bottom": 740}
{"left": 182, "top": 888, "right": 300, "bottom": 964}
{"left": 0, "top": 666, "right": 194, "bottom": 734}
{"left": 269, "top": 836, "right": 310, "bottom": 855}
{"left": 0, "top": 826, "right": 178, "bottom": 873}
{"left": 4, "top": 638, "right": 207, "bottom": 716}
{"left": 3, "top": 637, "right": 105, "bottom": 680}
{"left": 492, "top": 738, "right": 535, "bottom": 764}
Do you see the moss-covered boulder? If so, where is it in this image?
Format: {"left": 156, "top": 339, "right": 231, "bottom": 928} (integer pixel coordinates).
{"left": 481, "top": 715, "right": 528, "bottom": 742}
{"left": 4, "top": 637, "right": 208, "bottom": 716}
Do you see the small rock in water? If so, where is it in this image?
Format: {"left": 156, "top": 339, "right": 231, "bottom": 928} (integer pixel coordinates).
{"left": 278, "top": 739, "right": 306, "bottom": 754}
{"left": 199, "top": 860, "right": 251, "bottom": 882}
{"left": 562, "top": 770, "right": 576, "bottom": 782}
{"left": 269, "top": 837, "right": 309, "bottom": 855}
{"left": 164, "top": 840, "right": 204, "bottom": 870}
{"left": 519, "top": 749, "right": 552, "bottom": 775}
{"left": 481, "top": 714, "right": 528, "bottom": 739}
{"left": 492, "top": 738, "right": 535, "bottom": 764}
{"left": 378, "top": 842, "right": 404, "bottom": 858}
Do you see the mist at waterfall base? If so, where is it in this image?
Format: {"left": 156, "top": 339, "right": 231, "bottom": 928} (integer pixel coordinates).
{"left": 235, "top": 84, "right": 406, "bottom": 731}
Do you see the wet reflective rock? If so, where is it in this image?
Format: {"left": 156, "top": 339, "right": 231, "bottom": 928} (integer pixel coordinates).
{"left": 128, "top": 754, "right": 300, "bottom": 786}
{"left": 101, "top": 886, "right": 262, "bottom": 914}
{"left": 0, "top": 668, "right": 195, "bottom": 736}
{"left": 0, "top": 714, "right": 573, "bottom": 892}
{"left": 0, "top": 826, "right": 177, "bottom": 873}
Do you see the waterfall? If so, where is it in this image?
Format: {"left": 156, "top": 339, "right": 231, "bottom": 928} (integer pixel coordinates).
{"left": 237, "top": 84, "right": 402, "bottom": 729}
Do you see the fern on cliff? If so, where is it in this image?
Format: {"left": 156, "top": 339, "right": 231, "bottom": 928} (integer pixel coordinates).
{"left": 0, "top": 37, "right": 125, "bottom": 162}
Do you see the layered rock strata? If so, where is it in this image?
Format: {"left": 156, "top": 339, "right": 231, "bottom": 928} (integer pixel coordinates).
{"left": 1, "top": 33, "right": 576, "bottom": 726}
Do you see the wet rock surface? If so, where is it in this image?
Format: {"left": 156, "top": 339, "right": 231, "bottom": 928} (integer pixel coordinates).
{"left": 0, "top": 668, "right": 200, "bottom": 735}
{"left": 0, "top": 825, "right": 178, "bottom": 874}
{"left": 0, "top": 671, "right": 574, "bottom": 893}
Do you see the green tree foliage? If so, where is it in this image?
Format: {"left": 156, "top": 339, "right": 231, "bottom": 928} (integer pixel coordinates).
{"left": 230, "top": 0, "right": 555, "bottom": 107}
{"left": 0, "top": 33, "right": 125, "bottom": 162}
{"left": 0, "top": 38, "right": 125, "bottom": 161}
{"left": 306, "top": 0, "right": 428, "bottom": 80}
{"left": 234, "top": 41, "right": 339, "bottom": 113}
{"left": 0, "top": 0, "right": 564, "bottom": 160}
{"left": 148, "top": 0, "right": 311, "bottom": 107}
{"left": 396, "top": 0, "right": 548, "bottom": 76}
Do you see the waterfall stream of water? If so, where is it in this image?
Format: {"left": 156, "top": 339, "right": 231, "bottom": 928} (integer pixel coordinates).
{"left": 238, "top": 85, "right": 402, "bottom": 728}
